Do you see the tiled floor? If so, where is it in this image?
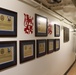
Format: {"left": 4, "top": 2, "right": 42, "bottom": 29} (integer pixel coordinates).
{"left": 67, "top": 62, "right": 76, "bottom": 75}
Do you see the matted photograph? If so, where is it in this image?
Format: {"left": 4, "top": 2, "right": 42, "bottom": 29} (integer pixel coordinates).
{"left": 0, "top": 7, "right": 17, "bottom": 37}
{"left": 63, "top": 27, "right": 69, "bottom": 42}
{"left": 54, "top": 39, "right": 60, "bottom": 51}
{"left": 54, "top": 24, "right": 60, "bottom": 37}
{"left": 35, "top": 14, "right": 48, "bottom": 36}
{"left": 0, "top": 41, "right": 17, "bottom": 70}
{"left": 20, "top": 40, "right": 35, "bottom": 63}
{"left": 47, "top": 39, "right": 54, "bottom": 54}
{"left": 36, "top": 39, "right": 46, "bottom": 57}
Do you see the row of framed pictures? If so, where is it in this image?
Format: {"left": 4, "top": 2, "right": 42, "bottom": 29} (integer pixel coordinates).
{"left": 0, "top": 39, "right": 60, "bottom": 70}
{"left": 35, "top": 14, "right": 60, "bottom": 37}
{"left": 0, "top": 7, "right": 60, "bottom": 37}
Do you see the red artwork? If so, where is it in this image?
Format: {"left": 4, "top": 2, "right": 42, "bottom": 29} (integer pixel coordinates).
{"left": 48, "top": 24, "right": 52, "bottom": 34}
{"left": 24, "top": 13, "right": 33, "bottom": 34}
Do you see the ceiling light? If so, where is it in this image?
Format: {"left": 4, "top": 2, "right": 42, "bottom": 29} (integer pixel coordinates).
{"left": 47, "top": 0, "right": 62, "bottom": 4}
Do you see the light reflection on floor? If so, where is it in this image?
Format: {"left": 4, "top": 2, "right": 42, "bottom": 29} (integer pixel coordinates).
{"left": 67, "top": 62, "right": 76, "bottom": 75}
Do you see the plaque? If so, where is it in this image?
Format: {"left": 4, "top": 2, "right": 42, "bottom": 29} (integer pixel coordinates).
{"left": 54, "top": 24, "right": 60, "bottom": 37}
{"left": 63, "top": 27, "right": 69, "bottom": 42}
{"left": 0, "top": 8, "right": 17, "bottom": 37}
{"left": 23, "top": 44, "right": 33, "bottom": 58}
{"left": 20, "top": 40, "right": 35, "bottom": 63}
{"left": 37, "top": 39, "right": 46, "bottom": 58}
{"left": 0, "top": 41, "right": 17, "bottom": 70}
{"left": 47, "top": 39, "right": 54, "bottom": 54}
{"left": 0, "top": 47, "right": 13, "bottom": 64}
{"left": 35, "top": 14, "right": 48, "bottom": 36}
{"left": 39, "top": 43, "right": 45, "bottom": 53}
{"left": 55, "top": 39, "right": 60, "bottom": 51}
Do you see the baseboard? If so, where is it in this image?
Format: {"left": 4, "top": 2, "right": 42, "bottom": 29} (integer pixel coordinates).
{"left": 64, "top": 59, "right": 76, "bottom": 75}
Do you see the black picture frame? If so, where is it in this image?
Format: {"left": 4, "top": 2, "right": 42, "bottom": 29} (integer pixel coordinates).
{"left": 0, "top": 7, "right": 17, "bottom": 37}
{"left": 54, "top": 24, "right": 60, "bottom": 37}
{"left": 36, "top": 39, "right": 46, "bottom": 58}
{"left": 0, "top": 41, "right": 17, "bottom": 70}
{"left": 54, "top": 39, "right": 60, "bottom": 51}
{"left": 35, "top": 14, "right": 48, "bottom": 36}
{"left": 20, "top": 40, "right": 35, "bottom": 63}
{"left": 63, "top": 27, "right": 69, "bottom": 42}
{"left": 47, "top": 39, "right": 55, "bottom": 54}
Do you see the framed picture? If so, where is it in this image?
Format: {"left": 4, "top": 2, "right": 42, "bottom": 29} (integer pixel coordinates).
{"left": 54, "top": 39, "right": 60, "bottom": 51}
{"left": 20, "top": 40, "right": 35, "bottom": 63}
{"left": 35, "top": 14, "right": 48, "bottom": 36}
{"left": 0, "top": 41, "right": 17, "bottom": 70}
{"left": 47, "top": 39, "right": 54, "bottom": 54}
{"left": 36, "top": 39, "right": 46, "bottom": 57}
{"left": 63, "top": 27, "right": 69, "bottom": 42}
{"left": 54, "top": 24, "right": 60, "bottom": 37}
{"left": 0, "top": 8, "right": 17, "bottom": 37}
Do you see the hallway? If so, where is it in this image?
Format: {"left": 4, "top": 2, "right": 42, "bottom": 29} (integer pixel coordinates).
{"left": 0, "top": 0, "right": 76, "bottom": 75}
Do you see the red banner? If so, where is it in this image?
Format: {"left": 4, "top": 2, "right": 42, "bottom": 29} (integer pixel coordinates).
{"left": 24, "top": 13, "right": 33, "bottom": 34}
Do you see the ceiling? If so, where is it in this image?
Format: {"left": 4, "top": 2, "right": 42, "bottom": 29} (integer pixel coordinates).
{"left": 20, "top": 0, "right": 76, "bottom": 27}
{"left": 33, "top": 0, "right": 76, "bottom": 26}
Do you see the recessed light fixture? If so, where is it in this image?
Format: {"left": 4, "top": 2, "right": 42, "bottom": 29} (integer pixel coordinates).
{"left": 47, "top": 0, "right": 62, "bottom": 4}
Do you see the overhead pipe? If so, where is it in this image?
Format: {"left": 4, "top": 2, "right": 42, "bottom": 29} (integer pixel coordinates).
{"left": 31, "top": 0, "right": 74, "bottom": 26}
{"left": 19, "top": 0, "right": 74, "bottom": 26}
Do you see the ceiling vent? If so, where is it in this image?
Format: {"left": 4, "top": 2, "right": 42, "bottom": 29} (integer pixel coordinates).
{"left": 46, "top": 0, "right": 62, "bottom": 4}
{"left": 72, "top": 0, "right": 76, "bottom": 6}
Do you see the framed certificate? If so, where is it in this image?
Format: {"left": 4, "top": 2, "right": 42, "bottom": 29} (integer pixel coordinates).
{"left": 36, "top": 39, "right": 46, "bottom": 58}
{"left": 54, "top": 24, "right": 60, "bottom": 37}
{"left": 54, "top": 39, "right": 60, "bottom": 51}
{"left": 20, "top": 40, "right": 35, "bottom": 63}
{"left": 35, "top": 14, "right": 48, "bottom": 36}
{"left": 0, "top": 41, "right": 17, "bottom": 70}
{"left": 63, "top": 27, "right": 69, "bottom": 42}
{"left": 0, "top": 8, "right": 17, "bottom": 37}
{"left": 47, "top": 39, "right": 54, "bottom": 54}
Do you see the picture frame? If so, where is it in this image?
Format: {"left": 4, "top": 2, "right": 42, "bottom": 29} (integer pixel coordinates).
{"left": 0, "top": 41, "right": 17, "bottom": 70}
{"left": 0, "top": 7, "right": 17, "bottom": 37}
{"left": 35, "top": 14, "right": 48, "bottom": 36}
{"left": 20, "top": 40, "right": 35, "bottom": 63}
{"left": 47, "top": 39, "right": 54, "bottom": 54}
{"left": 54, "top": 24, "right": 60, "bottom": 37}
{"left": 54, "top": 39, "right": 60, "bottom": 51}
{"left": 36, "top": 39, "right": 46, "bottom": 58}
{"left": 63, "top": 27, "right": 69, "bottom": 42}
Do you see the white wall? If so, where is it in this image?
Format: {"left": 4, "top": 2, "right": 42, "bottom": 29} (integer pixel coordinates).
{"left": 0, "top": 0, "right": 75, "bottom": 75}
